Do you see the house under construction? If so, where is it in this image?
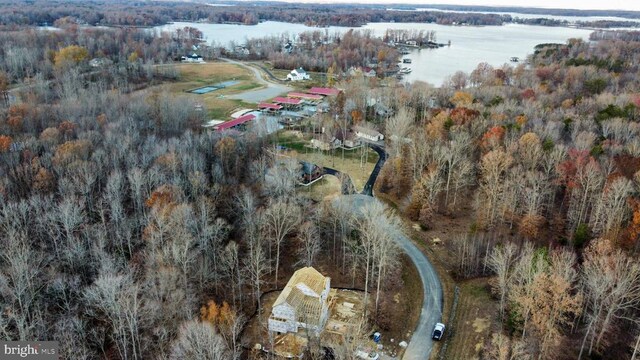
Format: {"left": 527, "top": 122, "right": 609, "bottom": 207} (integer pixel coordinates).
{"left": 268, "top": 267, "right": 331, "bottom": 336}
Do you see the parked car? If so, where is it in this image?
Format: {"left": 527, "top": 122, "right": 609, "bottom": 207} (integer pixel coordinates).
{"left": 432, "top": 323, "right": 446, "bottom": 340}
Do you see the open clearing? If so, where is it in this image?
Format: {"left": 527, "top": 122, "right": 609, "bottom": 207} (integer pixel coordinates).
{"left": 222, "top": 59, "right": 293, "bottom": 103}
{"left": 298, "top": 175, "right": 341, "bottom": 202}
{"left": 151, "top": 62, "right": 262, "bottom": 119}
{"left": 275, "top": 131, "right": 379, "bottom": 192}
{"left": 445, "top": 278, "right": 497, "bottom": 360}
{"left": 294, "top": 149, "right": 377, "bottom": 192}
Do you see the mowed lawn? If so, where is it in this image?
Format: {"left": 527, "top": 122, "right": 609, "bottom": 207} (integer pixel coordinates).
{"left": 151, "top": 62, "right": 262, "bottom": 119}
{"left": 298, "top": 175, "right": 342, "bottom": 202}
{"left": 293, "top": 148, "right": 378, "bottom": 192}
{"left": 275, "top": 131, "right": 378, "bottom": 192}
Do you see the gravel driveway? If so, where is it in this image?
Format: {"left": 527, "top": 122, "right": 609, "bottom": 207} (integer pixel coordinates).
{"left": 222, "top": 58, "right": 292, "bottom": 103}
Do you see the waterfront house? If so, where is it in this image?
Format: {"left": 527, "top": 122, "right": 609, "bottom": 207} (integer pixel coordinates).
{"left": 287, "top": 68, "right": 311, "bottom": 81}
{"left": 181, "top": 53, "right": 204, "bottom": 63}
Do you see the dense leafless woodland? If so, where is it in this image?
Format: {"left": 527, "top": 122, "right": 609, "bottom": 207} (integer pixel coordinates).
{"left": 3, "top": 8, "right": 640, "bottom": 358}
{"left": 368, "top": 37, "right": 640, "bottom": 358}
{"left": 0, "top": 22, "right": 411, "bottom": 359}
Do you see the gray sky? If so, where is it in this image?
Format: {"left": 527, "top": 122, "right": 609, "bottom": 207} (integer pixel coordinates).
{"left": 280, "top": 1, "right": 640, "bottom": 11}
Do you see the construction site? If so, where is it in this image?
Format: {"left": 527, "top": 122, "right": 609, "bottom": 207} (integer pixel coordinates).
{"left": 242, "top": 288, "right": 381, "bottom": 358}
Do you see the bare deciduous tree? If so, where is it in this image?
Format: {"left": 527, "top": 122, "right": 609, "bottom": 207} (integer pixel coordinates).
{"left": 579, "top": 238, "right": 640, "bottom": 359}
{"left": 84, "top": 272, "right": 143, "bottom": 360}
{"left": 261, "top": 199, "right": 301, "bottom": 288}
{"left": 297, "top": 221, "right": 321, "bottom": 267}
{"left": 486, "top": 242, "right": 518, "bottom": 321}
{"left": 170, "top": 320, "right": 231, "bottom": 360}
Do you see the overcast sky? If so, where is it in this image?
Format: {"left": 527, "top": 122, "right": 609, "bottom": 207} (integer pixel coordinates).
{"left": 275, "top": 1, "right": 640, "bottom": 11}
{"left": 417, "top": 1, "right": 639, "bottom": 11}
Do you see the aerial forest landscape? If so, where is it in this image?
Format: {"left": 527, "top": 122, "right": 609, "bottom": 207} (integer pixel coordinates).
{"left": 2, "top": 0, "right": 640, "bottom": 359}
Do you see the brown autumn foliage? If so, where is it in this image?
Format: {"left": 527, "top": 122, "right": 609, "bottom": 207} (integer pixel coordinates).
{"left": 200, "top": 300, "right": 236, "bottom": 328}
{"left": 96, "top": 113, "right": 107, "bottom": 127}
{"left": 6, "top": 104, "right": 27, "bottom": 133}
{"left": 57, "top": 120, "right": 76, "bottom": 138}
{"left": 450, "top": 107, "right": 480, "bottom": 125}
{"left": 518, "top": 214, "right": 546, "bottom": 241}
{"left": 33, "top": 167, "right": 55, "bottom": 194}
{"left": 51, "top": 139, "right": 91, "bottom": 168}
{"left": 39, "top": 127, "right": 61, "bottom": 145}
{"left": 54, "top": 45, "right": 89, "bottom": 69}
{"left": 450, "top": 91, "right": 474, "bottom": 107}
{"left": 145, "top": 184, "right": 182, "bottom": 210}
{"left": 624, "top": 198, "right": 640, "bottom": 250}
{"left": 155, "top": 152, "right": 180, "bottom": 174}
{"left": 0, "top": 135, "right": 12, "bottom": 152}
{"left": 481, "top": 126, "right": 506, "bottom": 152}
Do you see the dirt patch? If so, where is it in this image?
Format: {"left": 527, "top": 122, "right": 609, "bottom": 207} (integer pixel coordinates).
{"left": 472, "top": 317, "right": 491, "bottom": 333}
{"left": 241, "top": 289, "right": 368, "bottom": 358}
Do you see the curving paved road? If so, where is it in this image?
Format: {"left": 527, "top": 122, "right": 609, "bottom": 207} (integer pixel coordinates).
{"left": 333, "top": 144, "right": 443, "bottom": 359}
{"left": 336, "top": 195, "right": 443, "bottom": 360}
{"left": 221, "top": 58, "right": 292, "bottom": 103}
{"left": 392, "top": 220, "right": 443, "bottom": 360}
{"left": 361, "top": 144, "right": 388, "bottom": 196}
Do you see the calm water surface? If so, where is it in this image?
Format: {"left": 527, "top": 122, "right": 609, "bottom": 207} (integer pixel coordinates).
{"left": 155, "top": 21, "right": 592, "bottom": 86}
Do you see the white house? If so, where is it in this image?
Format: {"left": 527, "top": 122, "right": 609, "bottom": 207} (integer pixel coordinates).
{"left": 363, "top": 67, "right": 377, "bottom": 78}
{"left": 354, "top": 125, "right": 384, "bottom": 142}
{"left": 181, "top": 53, "right": 204, "bottom": 63}
{"left": 89, "top": 58, "right": 112, "bottom": 68}
{"left": 311, "top": 135, "right": 341, "bottom": 151}
{"left": 268, "top": 267, "right": 331, "bottom": 336}
{"left": 287, "top": 67, "right": 311, "bottom": 81}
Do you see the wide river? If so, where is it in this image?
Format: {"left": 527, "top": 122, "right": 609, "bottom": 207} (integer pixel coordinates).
{"left": 154, "top": 21, "right": 593, "bottom": 86}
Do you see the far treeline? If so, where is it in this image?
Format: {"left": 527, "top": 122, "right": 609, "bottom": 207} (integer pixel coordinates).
{"left": 415, "top": 4, "right": 640, "bottom": 19}
{"left": 0, "top": 0, "right": 639, "bottom": 28}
